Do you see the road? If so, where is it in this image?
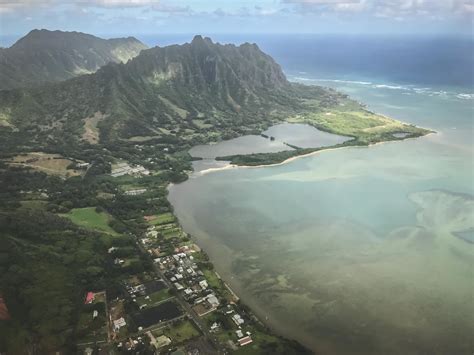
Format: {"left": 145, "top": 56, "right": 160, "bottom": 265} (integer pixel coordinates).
{"left": 135, "top": 242, "right": 225, "bottom": 354}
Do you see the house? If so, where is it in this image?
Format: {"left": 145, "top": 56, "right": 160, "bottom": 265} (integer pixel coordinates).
{"left": 146, "top": 230, "right": 159, "bottom": 238}
{"left": 84, "top": 292, "right": 95, "bottom": 304}
{"left": 174, "top": 282, "right": 184, "bottom": 290}
{"left": 236, "top": 330, "right": 244, "bottom": 338}
{"left": 113, "top": 317, "right": 127, "bottom": 331}
{"left": 93, "top": 310, "right": 98, "bottom": 319}
{"left": 206, "top": 294, "right": 219, "bottom": 308}
{"left": 210, "top": 322, "right": 220, "bottom": 331}
{"left": 199, "top": 280, "right": 208, "bottom": 289}
{"left": 238, "top": 336, "right": 253, "bottom": 346}
{"left": 184, "top": 288, "right": 193, "bottom": 295}
{"left": 232, "top": 314, "right": 244, "bottom": 325}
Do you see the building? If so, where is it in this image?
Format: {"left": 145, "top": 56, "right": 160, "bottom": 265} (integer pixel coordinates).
{"left": 238, "top": 336, "right": 253, "bottom": 346}
{"left": 111, "top": 163, "right": 150, "bottom": 178}
{"left": 232, "top": 314, "right": 244, "bottom": 325}
{"left": 199, "top": 280, "right": 208, "bottom": 289}
{"left": 84, "top": 292, "right": 95, "bottom": 304}
{"left": 206, "top": 294, "right": 219, "bottom": 308}
{"left": 114, "top": 317, "right": 127, "bottom": 331}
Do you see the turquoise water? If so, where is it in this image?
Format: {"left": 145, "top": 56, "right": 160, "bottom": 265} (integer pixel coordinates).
{"left": 169, "top": 81, "right": 474, "bottom": 354}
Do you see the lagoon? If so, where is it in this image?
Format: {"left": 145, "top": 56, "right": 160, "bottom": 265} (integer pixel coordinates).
{"left": 189, "top": 123, "right": 351, "bottom": 160}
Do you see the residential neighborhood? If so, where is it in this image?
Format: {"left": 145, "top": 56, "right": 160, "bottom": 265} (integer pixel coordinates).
{"left": 75, "top": 200, "right": 269, "bottom": 354}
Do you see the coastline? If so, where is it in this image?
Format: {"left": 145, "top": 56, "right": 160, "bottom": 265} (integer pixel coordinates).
{"left": 194, "top": 131, "right": 437, "bottom": 176}
{"left": 165, "top": 129, "right": 437, "bottom": 352}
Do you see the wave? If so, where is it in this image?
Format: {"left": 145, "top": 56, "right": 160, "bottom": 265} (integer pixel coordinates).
{"left": 289, "top": 75, "right": 474, "bottom": 101}
{"left": 373, "top": 84, "right": 407, "bottom": 90}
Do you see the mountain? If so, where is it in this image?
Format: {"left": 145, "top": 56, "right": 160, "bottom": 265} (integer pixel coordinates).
{"left": 0, "top": 34, "right": 427, "bottom": 156}
{"left": 0, "top": 35, "right": 312, "bottom": 147}
{"left": 0, "top": 29, "right": 147, "bottom": 90}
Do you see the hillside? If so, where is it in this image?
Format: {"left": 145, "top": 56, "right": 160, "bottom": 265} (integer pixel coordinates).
{"left": 0, "top": 34, "right": 429, "bottom": 158}
{"left": 0, "top": 29, "right": 147, "bottom": 90}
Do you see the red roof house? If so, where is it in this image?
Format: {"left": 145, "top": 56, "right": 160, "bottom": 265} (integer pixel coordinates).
{"left": 85, "top": 292, "right": 95, "bottom": 304}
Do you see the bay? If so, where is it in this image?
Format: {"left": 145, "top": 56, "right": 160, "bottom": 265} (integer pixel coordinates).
{"left": 168, "top": 37, "right": 474, "bottom": 354}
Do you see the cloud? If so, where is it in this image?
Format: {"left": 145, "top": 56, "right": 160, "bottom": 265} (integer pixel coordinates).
{"left": 283, "top": 0, "right": 474, "bottom": 18}
{"left": 0, "top": 0, "right": 160, "bottom": 13}
{"left": 283, "top": 0, "right": 368, "bottom": 13}
{"left": 0, "top": 0, "right": 51, "bottom": 13}
{"left": 77, "top": 0, "right": 160, "bottom": 8}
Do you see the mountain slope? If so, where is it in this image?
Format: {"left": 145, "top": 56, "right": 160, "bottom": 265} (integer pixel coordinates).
{"left": 0, "top": 35, "right": 429, "bottom": 155}
{"left": 0, "top": 35, "right": 306, "bottom": 146}
{"left": 0, "top": 29, "right": 147, "bottom": 90}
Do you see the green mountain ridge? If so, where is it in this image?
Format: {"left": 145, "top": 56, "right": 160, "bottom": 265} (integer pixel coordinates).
{"left": 0, "top": 29, "right": 147, "bottom": 90}
{"left": 0, "top": 33, "right": 429, "bottom": 159}
{"left": 0, "top": 35, "right": 312, "bottom": 148}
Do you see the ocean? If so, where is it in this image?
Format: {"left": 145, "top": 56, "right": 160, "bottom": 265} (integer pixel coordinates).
{"left": 167, "top": 34, "right": 474, "bottom": 354}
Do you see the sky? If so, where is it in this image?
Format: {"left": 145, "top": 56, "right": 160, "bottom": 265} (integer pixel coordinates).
{"left": 0, "top": 0, "right": 473, "bottom": 38}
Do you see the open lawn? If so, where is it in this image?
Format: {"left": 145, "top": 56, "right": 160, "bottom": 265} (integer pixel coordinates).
{"left": 202, "top": 269, "right": 222, "bottom": 290}
{"left": 136, "top": 288, "right": 172, "bottom": 306}
{"left": 152, "top": 319, "right": 201, "bottom": 344}
{"left": 60, "top": 207, "right": 118, "bottom": 235}
{"left": 8, "top": 152, "right": 82, "bottom": 177}
{"left": 147, "top": 213, "right": 175, "bottom": 225}
{"left": 288, "top": 108, "right": 430, "bottom": 144}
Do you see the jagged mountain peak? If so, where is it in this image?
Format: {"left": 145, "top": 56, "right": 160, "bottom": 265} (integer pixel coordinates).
{"left": 0, "top": 35, "right": 301, "bottom": 145}
{"left": 0, "top": 29, "right": 147, "bottom": 90}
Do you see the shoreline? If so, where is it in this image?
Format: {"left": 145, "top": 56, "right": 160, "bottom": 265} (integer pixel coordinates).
{"left": 165, "top": 130, "right": 437, "bottom": 352}
{"left": 194, "top": 131, "right": 437, "bottom": 176}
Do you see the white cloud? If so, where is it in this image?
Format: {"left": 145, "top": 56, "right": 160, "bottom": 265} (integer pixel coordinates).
{"left": 77, "top": 0, "right": 160, "bottom": 8}
{"left": 0, "top": 0, "right": 160, "bottom": 13}
{"left": 283, "top": 0, "right": 474, "bottom": 18}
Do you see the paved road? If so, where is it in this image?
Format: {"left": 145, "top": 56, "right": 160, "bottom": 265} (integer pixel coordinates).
{"left": 136, "top": 242, "right": 224, "bottom": 354}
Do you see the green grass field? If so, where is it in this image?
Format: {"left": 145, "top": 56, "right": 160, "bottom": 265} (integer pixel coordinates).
{"left": 61, "top": 207, "right": 118, "bottom": 235}
{"left": 202, "top": 269, "right": 221, "bottom": 290}
{"left": 288, "top": 108, "right": 430, "bottom": 144}
{"left": 153, "top": 320, "right": 201, "bottom": 344}
{"left": 136, "top": 289, "right": 171, "bottom": 306}
{"left": 148, "top": 212, "right": 175, "bottom": 225}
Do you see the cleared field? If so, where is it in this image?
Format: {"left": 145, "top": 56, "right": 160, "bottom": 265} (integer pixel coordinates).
{"left": 61, "top": 207, "right": 117, "bottom": 235}
{"left": 146, "top": 213, "right": 175, "bottom": 225}
{"left": 8, "top": 152, "right": 82, "bottom": 177}
{"left": 82, "top": 112, "right": 104, "bottom": 144}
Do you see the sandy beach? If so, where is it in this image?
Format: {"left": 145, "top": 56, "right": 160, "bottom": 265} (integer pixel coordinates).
{"left": 194, "top": 131, "right": 437, "bottom": 176}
